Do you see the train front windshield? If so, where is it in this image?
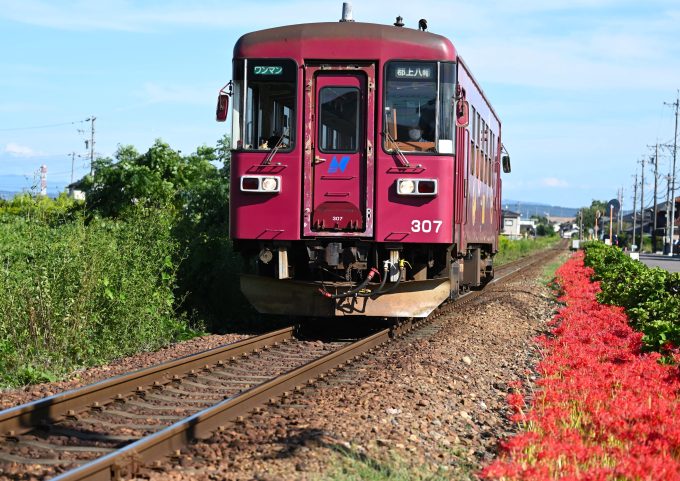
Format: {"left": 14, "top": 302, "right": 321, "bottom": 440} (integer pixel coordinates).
{"left": 232, "top": 59, "right": 296, "bottom": 150}
{"left": 384, "top": 61, "right": 455, "bottom": 154}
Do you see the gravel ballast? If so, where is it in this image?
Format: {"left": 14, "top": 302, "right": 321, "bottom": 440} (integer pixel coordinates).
{"left": 0, "top": 333, "right": 248, "bottom": 411}
{"left": 143, "top": 260, "right": 559, "bottom": 480}
{"left": 0, "top": 256, "right": 561, "bottom": 481}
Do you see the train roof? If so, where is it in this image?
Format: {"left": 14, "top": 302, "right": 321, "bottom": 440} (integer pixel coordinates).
{"left": 234, "top": 22, "right": 456, "bottom": 61}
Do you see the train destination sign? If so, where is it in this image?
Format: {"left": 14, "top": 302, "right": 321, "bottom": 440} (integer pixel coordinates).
{"left": 395, "top": 66, "right": 433, "bottom": 79}
{"left": 253, "top": 66, "right": 283, "bottom": 75}
{"left": 247, "top": 59, "right": 296, "bottom": 81}
{"left": 388, "top": 62, "right": 436, "bottom": 82}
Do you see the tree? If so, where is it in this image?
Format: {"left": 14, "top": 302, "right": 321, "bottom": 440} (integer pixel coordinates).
{"left": 84, "top": 140, "right": 225, "bottom": 218}
{"left": 81, "top": 135, "right": 247, "bottom": 327}
{"left": 578, "top": 200, "right": 608, "bottom": 236}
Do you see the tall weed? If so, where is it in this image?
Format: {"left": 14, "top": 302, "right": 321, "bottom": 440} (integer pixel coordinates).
{"left": 0, "top": 206, "right": 195, "bottom": 387}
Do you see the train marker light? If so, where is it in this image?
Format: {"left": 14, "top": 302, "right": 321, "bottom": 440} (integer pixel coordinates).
{"left": 417, "top": 180, "right": 437, "bottom": 194}
{"left": 397, "top": 179, "right": 437, "bottom": 196}
{"left": 240, "top": 175, "right": 281, "bottom": 193}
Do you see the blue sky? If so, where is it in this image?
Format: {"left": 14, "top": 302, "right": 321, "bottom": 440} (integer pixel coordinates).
{"left": 0, "top": 0, "right": 678, "bottom": 209}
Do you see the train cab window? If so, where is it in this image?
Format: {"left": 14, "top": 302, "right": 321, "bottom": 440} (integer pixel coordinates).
{"left": 319, "top": 87, "right": 360, "bottom": 152}
{"left": 232, "top": 59, "right": 296, "bottom": 151}
{"left": 384, "top": 61, "right": 437, "bottom": 153}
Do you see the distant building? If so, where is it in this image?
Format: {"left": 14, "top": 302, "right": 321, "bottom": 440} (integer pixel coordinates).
{"left": 66, "top": 181, "right": 86, "bottom": 201}
{"left": 501, "top": 210, "right": 521, "bottom": 239}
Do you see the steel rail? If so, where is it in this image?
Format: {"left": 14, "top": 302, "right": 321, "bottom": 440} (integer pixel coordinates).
{"left": 51, "top": 328, "right": 390, "bottom": 481}
{"left": 0, "top": 327, "right": 295, "bottom": 437}
{"left": 0, "top": 243, "right": 565, "bottom": 480}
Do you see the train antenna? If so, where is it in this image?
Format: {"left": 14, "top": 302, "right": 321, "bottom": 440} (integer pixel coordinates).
{"left": 340, "top": 2, "right": 354, "bottom": 22}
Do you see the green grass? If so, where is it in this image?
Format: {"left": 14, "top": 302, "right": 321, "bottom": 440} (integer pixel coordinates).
{"left": 539, "top": 252, "right": 571, "bottom": 286}
{"left": 495, "top": 236, "right": 561, "bottom": 267}
{"left": 0, "top": 205, "right": 199, "bottom": 388}
{"left": 318, "top": 445, "right": 474, "bottom": 481}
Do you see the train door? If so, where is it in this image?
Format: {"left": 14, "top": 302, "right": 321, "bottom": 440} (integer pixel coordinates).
{"left": 302, "top": 64, "right": 375, "bottom": 237}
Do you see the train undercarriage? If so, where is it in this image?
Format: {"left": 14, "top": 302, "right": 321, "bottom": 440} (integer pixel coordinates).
{"left": 236, "top": 240, "right": 495, "bottom": 317}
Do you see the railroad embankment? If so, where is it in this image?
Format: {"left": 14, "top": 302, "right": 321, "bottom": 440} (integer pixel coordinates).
{"left": 483, "top": 250, "right": 680, "bottom": 480}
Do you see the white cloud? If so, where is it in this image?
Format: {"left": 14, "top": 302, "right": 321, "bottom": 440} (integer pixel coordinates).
{"left": 3, "top": 143, "right": 42, "bottom": 157}
{"left": 541, "top": 177, "right": 570, "bottom": 188}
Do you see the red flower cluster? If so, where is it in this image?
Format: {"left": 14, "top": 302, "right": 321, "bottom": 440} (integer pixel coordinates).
{"left": 481, "top": 253, "right": 680, "bottom": 480}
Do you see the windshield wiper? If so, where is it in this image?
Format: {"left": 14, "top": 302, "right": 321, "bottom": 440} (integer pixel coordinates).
{"left": 261, "top": 133, "right": 289, "bottom": 165}
{"left": 383, "top": 131, "right": 410, "bottom": 167}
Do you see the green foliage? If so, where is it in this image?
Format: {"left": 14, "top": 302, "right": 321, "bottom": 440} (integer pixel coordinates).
{"left": 0, "top": 205, "right": 197, "bottom": 388}
{"left": 82, "top": 135, "right": 251, "bottom": 327}
{"left": 495, "top": 236, "right": 561, "bottom": 266}
{"left": 0, "top": 192, "right": 81, "bottom": 224}
{"left": 530, "top": 215, "right": 557, "bottom": 237}
{"left": 577, "top": 200, "right": 608, "bottom": 233}
{"left": 320, "top": 448, "right": 453, "bottom": 481}
{"left": 0, "top": 134, "right": 246, "bottom": 386}
{"left": 583, "top": 242, "right": 680, "bottom": 352}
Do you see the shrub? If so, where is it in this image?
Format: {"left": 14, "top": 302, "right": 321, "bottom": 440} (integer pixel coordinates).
{"left": 0, "top": 205, "right": 195, "bottom": 387}
{"left": 583, "top": 242, "right": 680, "bottom": 352}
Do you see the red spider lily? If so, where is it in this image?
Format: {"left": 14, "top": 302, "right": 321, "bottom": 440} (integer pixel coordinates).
{"left": 481, "top": 253, "right": 680, "bottom": 480}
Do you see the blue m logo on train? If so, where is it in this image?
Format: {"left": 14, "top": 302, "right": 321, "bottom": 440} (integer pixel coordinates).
{"left": 328, "top": 155, "right": 350, "bottom": 174}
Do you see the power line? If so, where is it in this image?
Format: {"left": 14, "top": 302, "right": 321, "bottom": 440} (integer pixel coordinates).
{"left": 0, "top": 119, "right": 88, "bottom": 132}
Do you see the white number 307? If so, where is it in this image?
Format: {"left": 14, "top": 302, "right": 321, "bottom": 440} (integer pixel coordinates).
{"left": 411, "top": 219, "right": 443, "bottom": 233}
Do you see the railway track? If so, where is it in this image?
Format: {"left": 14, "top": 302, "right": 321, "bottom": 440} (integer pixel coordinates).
{"left": 0, "top": 244, "right": 564, "bottom": 481}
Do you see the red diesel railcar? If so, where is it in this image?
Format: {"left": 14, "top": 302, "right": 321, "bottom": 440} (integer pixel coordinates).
{"left": 216, "top": 9, "right": 511, "bottom": 318}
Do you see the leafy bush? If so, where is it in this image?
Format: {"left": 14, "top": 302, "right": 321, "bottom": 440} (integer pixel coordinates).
{"left": 583, "top": 242, "right": 680, "bottom": 352}
{"left": 0, "top": 205, "right": 196, "bottom": 387}
{"left": 0, "top": 192, "right": 81, "bottom": 224}
{"left": 82, "top": 136, "right": 252, "bottom": 328}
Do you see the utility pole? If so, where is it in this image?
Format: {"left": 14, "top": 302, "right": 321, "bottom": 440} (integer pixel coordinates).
{"left": 639, "top": 157, "right": 645, "bottom": 251}
{"left": 70, "top": 152, "right": 76, "bottom": 184}
{"left": 632, "top": 174, "right": 638, "bottom": 251}
{"left": 618, "top": 187, "right": 624, "bottom": 235}
{"left": 666, "top": 174, "right": 672, "bottom": 253}
{"left": 664, "top": 92, "right": 678, "bottom": 256}
{"left": 651, "top": 144, "right": 659, "bottom": 252}
{"left": 85, "top": 116, "right": 96, "bottom": 175}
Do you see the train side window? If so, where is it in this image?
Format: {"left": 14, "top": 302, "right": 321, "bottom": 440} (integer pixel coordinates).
{"left": 469, "top": 106, "right": 475, "bottom": 175}
{"left": 318, "top": 87, "right": 360, "bottom": 152}
{"left": 480, "top": 148, "right": 486, "bottom": 185}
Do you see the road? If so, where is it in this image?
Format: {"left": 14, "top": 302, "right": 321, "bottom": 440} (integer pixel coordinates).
{"left": 639, "top": 254, "right": 680, "bottom": 273}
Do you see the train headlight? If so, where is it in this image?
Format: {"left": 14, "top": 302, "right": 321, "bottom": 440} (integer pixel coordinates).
{"left": 397, "top": 179, "right": 416, "bottom": 195}
{"left": 396, "top": 179, "right": 438, "bottom": 196}
{"left": 261, "top": 177, "right": 279, "bottom": 192}
{"left": 241, "top": 175, "right": 281, "bottom": 193}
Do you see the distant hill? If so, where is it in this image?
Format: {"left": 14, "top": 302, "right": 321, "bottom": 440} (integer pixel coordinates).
{"left": 502, "top": 200, "right": 579, "bottom": 220}
{"left": 0, "top": 190, "right": 18, "bottom": 200}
